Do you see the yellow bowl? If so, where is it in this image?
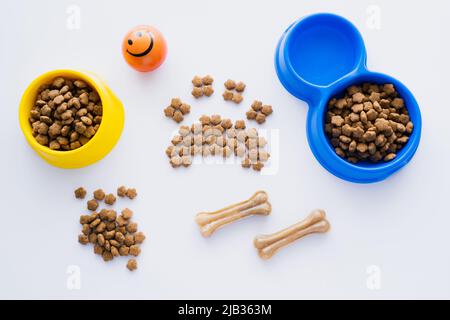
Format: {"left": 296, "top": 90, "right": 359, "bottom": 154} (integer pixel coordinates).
{"left": 19, "top": 69, "right": 125, "bottom": 168}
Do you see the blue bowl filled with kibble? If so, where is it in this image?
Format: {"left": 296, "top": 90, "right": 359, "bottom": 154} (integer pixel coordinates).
{"left": 275, "top": 13, "right": 422, "bottom": 183}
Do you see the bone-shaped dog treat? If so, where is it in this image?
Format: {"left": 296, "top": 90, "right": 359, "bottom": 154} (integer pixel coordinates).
{"left": 195, "top": 191, "right": 271, "bottom": 237}
{"left": 254, "top": 209, "right": 330, "bottom": 260}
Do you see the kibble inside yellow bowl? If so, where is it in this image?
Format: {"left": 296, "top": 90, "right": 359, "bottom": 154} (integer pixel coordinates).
{"left": 19, "top": 69, "right": 125, "bottom": 168}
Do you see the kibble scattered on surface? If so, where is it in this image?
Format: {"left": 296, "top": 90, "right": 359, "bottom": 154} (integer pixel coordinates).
{"left": 127, "top": 259, "right": 138, "bottom": 271}
{"left": 166, "top": 116, "right": 270, "bottom": 172}
{"left": 93, "top": 189, "right": 105, "bottom": 201}
{"left": 74, "top": 187, "right": 87, "bottom": 199}
{"left": 246, "top": 100, "right": 273, "bottom": 124}
{"left": 202, "top": 75, "right": 214, "bottom": 86}
{"left": 222, "top": 90, "right": 234, "bottom": 101}
{"left": 164, "top": 98, "right": 191, "bottom": 123}
{"left": 325, "top": 83, "right": 414, "bottom": 163}
{"left": 104, "top": 193, "right": 116, "bottom": 205}
{"left": 232, "top": 93, "right": 243, "bottom": 104}
{"left": 223, "top": 79, "right": 246, "bottom": 104}
{"left": 126, "top": 188, "right": 137, "bottom": 199}
{"left": 76, "top": 187, "right": 144, "bottom": 271}
{"left": 191, "top": 87, "right": 203, "bottom": 98}
{"left": 224, "top": 79, "right": 236, "bottom": 90}
{"left": 191, "top": 75, "right": 214, "bottom": 98}
{"left": 82, "top": 186, "right": 137, "bottom": 211}
{"left": 117, "top": 185, "right": 127, "bottom": 197}
{"left": 29, "top": 77, "right": 102, "bottom": 151}
{"left": 87, "top": 199, "right": 99, "bottom": 211}
{"left": 203, "top": 85, "right": 214, "bottom": 97}
{"left": 235, "top": 82, "right": 246, "bottom": 92}
{"left": 192, "top": 76, "right": 203, "bottom": 87}
{"left": 122, "top": 208, "right": 133, "bottom": 219}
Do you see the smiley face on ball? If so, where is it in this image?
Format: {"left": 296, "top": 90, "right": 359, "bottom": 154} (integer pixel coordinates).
{"left": 122, "top": 25, "right": 167, "bottom": 72}
{"left": 125, "top": 30, "right": 154, "bottom": 57}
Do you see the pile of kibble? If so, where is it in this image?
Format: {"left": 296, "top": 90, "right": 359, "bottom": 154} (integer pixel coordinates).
{"left": 246, "top": 100, "right": 273, "bottom": 124}
{"left": 75, "top": 186, "right": 143, "bottom": 271}
{"left": 325, "top": 83, "right": 413, "bottom": 163}
{"left": 165, "top": 115, "right": 270, "bottom": 171}
{"left": 163, "top": 98, "right": 191, "bottom": 123}
{"left": 191, "top": 75, "right": 214, "bottom": 98}
{"left": 29, "top": 77, "right": 102, "bottom": 150}
{"left": 223, "top": 79, "right": 245, "bottom": 104}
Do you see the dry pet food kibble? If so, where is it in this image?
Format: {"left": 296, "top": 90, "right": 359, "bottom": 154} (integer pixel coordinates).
{"left": 222, "top": 90, "right": 234, "bottom": 101}
{"left": 93, "top": 189, "right": 105, "bottom": 201}
{"left": 325, "top": 83, "right": 413, "bottom": 163}
{"left": 126, "top": 188, "right": 137, "bottom": 199}
{"left": 122, "top": 208, "right": 133, "bottom": 219}
{"left": 246, "top": 100, "right": 273, "bottom": 124}
{"left": 164, "top": 98, "right": 191, "bottom": 123}
{"left": 29, "top": 77, "right": 102, "bottom": 151}
{"left": 104, "top": 193, "right": 116, "bottom": 205}
{"left": 192, "top": 76, "right": 203, "bottom": 87}
{"left": 74, "top": 187, "right": 87, "bottom": 199}
{"left": 224, "top": 79, "right": 236, "bottom": 90}
{"left": 117, "top": 185, "right": 127, "bottom": 197}
{"left": 116, "top": 185, "right": 137, "bottom": 199}
{"left": 76, "top": 187, "right": 145, "bottom": 271}
{"left": 223, "top": 79, "right": 246, "bottom": 104}
{"left": 87, "top": 199, "right": 99, "bottom": 211}
{"left": 235, "top": 81, "right": 246, "bottom": 92}
{"left": 203, "top": 85, "right": 214, "bottom": 97}
{"left": 232, "top": 93, "right": 243, "bottom": 104}
{"left": 165, "top": 115, "right": 270, "bottom": 172}
{"left": 127, "top": 259, "right": 138, "bottom": 271}
{"left": 191, "top": 75, "right": 214, "bottom": 98}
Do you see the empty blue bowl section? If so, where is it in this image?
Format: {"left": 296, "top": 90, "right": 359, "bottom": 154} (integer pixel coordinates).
{"left": 286, "top": 15, "right": 364, "bottom": 87}
{"left": 275, "top": 13, "right": 422, "bottom": 183}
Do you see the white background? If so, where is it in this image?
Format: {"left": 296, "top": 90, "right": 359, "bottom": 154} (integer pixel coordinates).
{"left": 1, "top": 0, "right": 449, "bottom": 299}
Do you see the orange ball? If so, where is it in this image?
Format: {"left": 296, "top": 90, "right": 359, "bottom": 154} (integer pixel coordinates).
{"left": 122, "top": 25, "right": 167, "bottom": 72}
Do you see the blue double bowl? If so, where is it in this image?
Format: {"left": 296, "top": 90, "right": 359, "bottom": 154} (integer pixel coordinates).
{"left": 275, "top": 13, "right": 422, "bottom": 183}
